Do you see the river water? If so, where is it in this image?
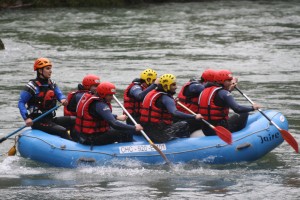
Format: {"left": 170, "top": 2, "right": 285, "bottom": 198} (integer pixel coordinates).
{"left": 0, "top": 1, "right": 300, "bottom": 199}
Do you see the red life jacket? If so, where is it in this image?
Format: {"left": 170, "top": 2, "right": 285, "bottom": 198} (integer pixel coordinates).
{"left": 198, "top": 86, "right": 229, "bottom": 121}
{"left": 176, "top": 81, "right": 200, "bottom": 114}
{"left": 74, "top": 93, "right": 111, "bottom": 135}
{"left": 64, "top": 90, "right": 88, "bottom": 116}
{"left": 28, "top": 79, "right": 57, "bottom": 115}
{"left": 123, "top": 81, "right": 146, "bottom": 116}
{"left": 140, "top": 90, "right": 173, "bottom": 125}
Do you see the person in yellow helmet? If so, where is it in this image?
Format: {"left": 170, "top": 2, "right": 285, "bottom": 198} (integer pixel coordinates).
{"left": 139, "top": 74, "right": 203, "bottom": 143}
{"left": 18, "top": 58, "right": 73, "bottom": 140}
{"left": 123, "top": 68, "right": 160, "bottom": 125}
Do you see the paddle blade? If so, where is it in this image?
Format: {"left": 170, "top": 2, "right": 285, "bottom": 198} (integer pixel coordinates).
{"left": 214, "top": 126, "right": 232, "bottom": 144}
{"left": 280, "top": 129, "right": 299, "bottom": 153}
{"left": 151, "top": 144, "right": 171, "bottom": 165}
{"left": 8, "top": 145, "right": 16, "bottom": 156}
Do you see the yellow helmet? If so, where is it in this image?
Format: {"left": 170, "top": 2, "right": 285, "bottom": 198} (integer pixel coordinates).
{"left": 140, "top": 68, "right": 157, "bottom": 85}
{"left": 159, "top": 74, "right": 176, "bottom": 92}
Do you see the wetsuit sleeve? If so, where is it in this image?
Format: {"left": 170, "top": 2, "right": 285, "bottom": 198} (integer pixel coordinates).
{"left": 18, "top": 90, "right": 32, "bottom": 120}
{"left": 188, "top": 83, "right": 204, "bottom": 95}
{"left": 161, "top": 95, "right": 195, "bottom": 119}
{"left": 130, "top": 84, "right": 157, "bottom": 101}
{"left": 219, "top": 90, "right": 254, "bottom": 113}
{"left": 54, "top": 84, "right": 66, "bottom": 102}
{"left": 91, "top": 102, "right": 136, "bottom": 131}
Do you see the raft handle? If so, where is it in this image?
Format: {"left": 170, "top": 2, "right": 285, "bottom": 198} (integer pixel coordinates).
{"left": 236, "top": 143, "right": 251, "bottom": 150}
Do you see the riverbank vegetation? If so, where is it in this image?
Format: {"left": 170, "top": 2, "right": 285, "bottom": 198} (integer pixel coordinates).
{"left": 0, "top": 0, "right": 192, "bottom": 8}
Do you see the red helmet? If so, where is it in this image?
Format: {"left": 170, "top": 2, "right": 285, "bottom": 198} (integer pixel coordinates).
{"left": 96, "top": 82, "right": 116, "bottom": 98}
{"left": 216, "top": 70, "right": 233, "bottom": 84}
{"left": 33, "top": 58, "right": 52, "bottom": 71}
{"left": 82, "top": 74, "right": 100, "bottom": 90}
{"left": 201, "top": 69, "right": 217, "bottom": 82}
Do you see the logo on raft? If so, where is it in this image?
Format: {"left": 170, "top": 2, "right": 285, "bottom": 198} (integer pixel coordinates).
{"left": 258, "top": 132, "right": 280, "bottom": 144}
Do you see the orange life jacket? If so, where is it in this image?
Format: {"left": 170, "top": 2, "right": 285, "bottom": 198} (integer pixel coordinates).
{"left": 176, "top": 81, "right": 200, "bottom": 114}
{"left": 123, "top": 81, "right": 146, "bottom": 116}
{"left": 198, "top": 86, "right": 229, "bottom": 121}
{"left": 74, "top": 93, "right": 111, "bottom": 135}
{"left": 140, "top": 90, "right": 173, "bottom": 125}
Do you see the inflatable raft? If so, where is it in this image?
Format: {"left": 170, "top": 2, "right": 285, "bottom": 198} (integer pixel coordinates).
{"left": 17, "top": 110, "right": 288, "bottom": 168}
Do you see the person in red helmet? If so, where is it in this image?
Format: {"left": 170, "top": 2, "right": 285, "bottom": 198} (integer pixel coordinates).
{"left": 74, "top": 82, "right": 143, "bottom": 146}
{"left": 176, "top": 69, "right": 217, "bottom": 114}
{"left": 198, "top": 69, "right": 261, "bottom": 136}
{"left": 64, "top": 74, "right": 100, "bottom": 141}
{"left": 175, "top": 69, "right": 217, "bottom": 133}
{"left": 18, "top": 58, "right": 73, "bottom": 140}
{"left": 123, "top": 68, "right": 160, "bottom": 125}
{"left": 64, "top": 74, "right": 100, "bottom": 117}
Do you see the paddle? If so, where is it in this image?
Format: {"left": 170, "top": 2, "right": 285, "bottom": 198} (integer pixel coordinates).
{"left": 176, "top": 101, "right": 232, "bottom": 144}
{"left": 113, "top": 95, "right": 171, "bottom": 164}
{"left": 0, "top": 104, "right": 61, "bottom": 144}
{"left": 235, "top": 86, "right": 299, "bottom": 153}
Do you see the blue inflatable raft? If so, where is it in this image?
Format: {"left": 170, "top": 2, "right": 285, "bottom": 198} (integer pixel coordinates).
{"left": 17, "top": 110, "right": 288, "bottom": 168}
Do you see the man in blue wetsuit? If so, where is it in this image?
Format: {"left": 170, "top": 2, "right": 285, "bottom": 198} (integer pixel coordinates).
{"left": 198, "top": 70, "right": 261, "bottom": 136}
{"left": 123, "top": 68, "right": 159, "bottom": 125}
{"left": 74, "top": 82, "right": 143, "bottom": 146}
{"left": 18, "top": 58, "right": 73, "bottom": 140}
{"left": 140, "top": 74, "right": 203, "bottom": 143}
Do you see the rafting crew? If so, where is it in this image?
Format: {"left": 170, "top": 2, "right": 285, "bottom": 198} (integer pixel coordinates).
{"left": 198, "top": 69, "right": 261, "bottom": 136}
{"left": 123, "top": 68, "right": 160, "bottom": 125}
{"left": 74, "top": 82, "right": 143, "bottom": 146}
{"left": 139, "top": 74, "right": 203, "bottom": 143}
{"left": 18, "top": 58, "right": 74, "bottom": 140}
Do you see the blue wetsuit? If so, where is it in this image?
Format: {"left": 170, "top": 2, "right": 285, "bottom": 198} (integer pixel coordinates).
{"left": 203, "top": 88, "right": 254, "bottom": 136}
{"left": 18, "top": 77, "right": 74, "bottom": 140}
{"left": 76, "top": 100, "right": 137, "bottom": 146}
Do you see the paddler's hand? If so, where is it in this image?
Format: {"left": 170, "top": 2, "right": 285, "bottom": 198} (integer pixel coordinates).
{"left": 25, "top": 118, "right": 33, "bottom": 127}
{"left": 61, "top": 99, "right": 68, "bottom": 107}
{"left": 252, "top": 103, "right": 262, "bottom": 110}
{"left": 135, "top": 124, "right": 143, "bottom": 132}
{"left": 154, "top": 78, "right": 160, "bottom": 85}
{"left": 195, "top": 114, "right": 204, "bottom": 120}
{"left": 117, "top": 114, "right": 128, "bottom": 121}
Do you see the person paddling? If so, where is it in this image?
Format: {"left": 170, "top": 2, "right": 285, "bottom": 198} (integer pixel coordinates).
{"left": 74, "top": 82, "right": 143, "bottom": 146}
{"left": 63, "top": 74, "right": 100, "bottom": 141}
{"left": 175, "top": 69, "right": 217, "bottom": 133}
{"left": 198, "top": 69, "right": 261, "bottom": 136}
{"left": 123, "top": 68, "right": 159, "bottom": 125}
{"left": 18, "top": 58, "right": 73, "bottom": 140}
{"left": 140, "top": 74, "right": 203, "bottom": 143}
{"left": 64, "top": 74, "right": 100, "bottom": 117}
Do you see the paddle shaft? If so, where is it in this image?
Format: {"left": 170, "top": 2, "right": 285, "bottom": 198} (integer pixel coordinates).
{"left": 176, "top": 101, "right": 214, "bottom": 129}
{"left": 234, "top": 87, "right": 282, "bottom": 130}
{"left": 0, "top": 104, "right": 61, "bottom": 143}
{"left": 113, "top": 95, "right": 170, "bottom": 164}
{"left": 235, "top": 86, "right": 299, "bottom": 153}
